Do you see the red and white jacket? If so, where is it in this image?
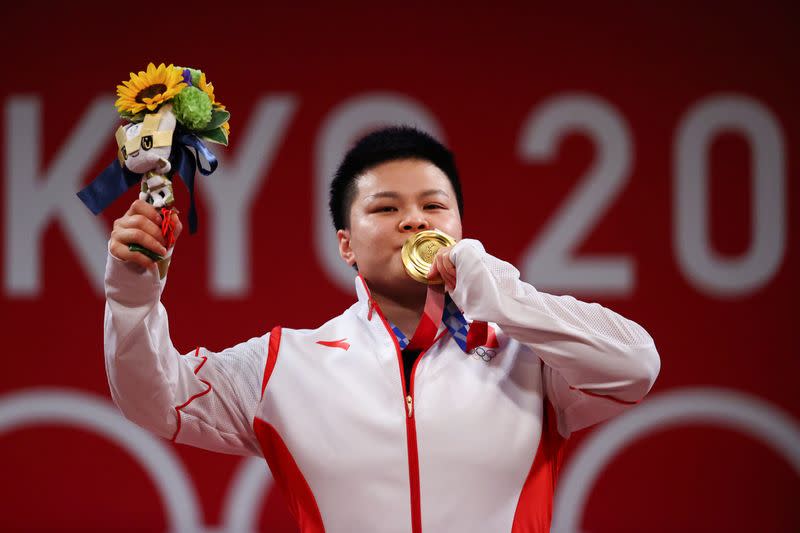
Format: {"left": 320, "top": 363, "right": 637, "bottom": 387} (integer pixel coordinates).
{"left": 104, "top": 239, "right": 660, "bottom": 533}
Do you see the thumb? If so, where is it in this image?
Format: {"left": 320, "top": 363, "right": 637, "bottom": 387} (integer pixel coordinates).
{"left": 427, "top": 256, "right": 440, "bottom": 280}
{"left": 170, "top": 211, "right": 183, "bottom": 246}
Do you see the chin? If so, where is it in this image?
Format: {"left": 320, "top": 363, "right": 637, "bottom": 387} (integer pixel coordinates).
{"left": 365, "top": 268, "right": 423, "bottom": 294}
{"left": 396, "top": 274, "right": 427, "bottom": 292}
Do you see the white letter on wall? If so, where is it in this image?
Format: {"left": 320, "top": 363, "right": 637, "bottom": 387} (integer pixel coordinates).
{"left": 200, "top": 95, "right": 297, "bottom": 297}
{"left": 5, "top": 96, "right": 118, "bottom": 296}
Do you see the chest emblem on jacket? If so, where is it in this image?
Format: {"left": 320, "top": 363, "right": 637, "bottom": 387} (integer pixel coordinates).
{"left": 469, "top": 346, "right": 498, "bottom": 363}
{"left": 316, "top": 338, "right": 350, "bottom": 351}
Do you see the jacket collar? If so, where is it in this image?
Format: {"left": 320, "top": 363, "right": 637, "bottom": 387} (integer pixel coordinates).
{"left": 354, "top": 273, "right": 380, "bottom": 322}
{"left": 354, "top": 273, "right": 496, "bottom": 352}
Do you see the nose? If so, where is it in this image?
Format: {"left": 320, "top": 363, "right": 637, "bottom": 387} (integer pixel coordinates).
{"left": 398, "top": 209, "right": 429, "bottom": 233}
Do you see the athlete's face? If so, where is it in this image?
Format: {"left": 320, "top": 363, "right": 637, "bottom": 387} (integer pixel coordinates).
{"left": 337, "top": 159, "right": 462, "bottom": 297}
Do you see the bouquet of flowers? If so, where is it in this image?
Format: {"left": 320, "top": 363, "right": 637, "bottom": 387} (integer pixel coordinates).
{"left": 78, "top": 62, "right": 231, "bottom": 273}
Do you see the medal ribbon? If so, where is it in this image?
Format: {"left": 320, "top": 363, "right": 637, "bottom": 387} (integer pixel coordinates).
{"left": 390, "top": 287, "right": 489, "bottom": 353}
{"left": 405, "top": 285, "right": 446, "bottom": 351}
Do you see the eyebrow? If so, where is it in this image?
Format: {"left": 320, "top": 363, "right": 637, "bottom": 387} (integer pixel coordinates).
{"left": 364, "top": 189, "right": 450, "bottom": 202}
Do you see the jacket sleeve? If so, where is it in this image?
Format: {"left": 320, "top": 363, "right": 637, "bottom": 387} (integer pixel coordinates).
{"left": 104, "top": 249, "right": 265, "bottom": 456}
{"left": 449, "top": 239, "right": 661, "bottom": 438}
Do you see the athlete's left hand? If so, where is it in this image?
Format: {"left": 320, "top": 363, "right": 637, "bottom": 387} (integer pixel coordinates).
{"left": 428, "top": 246, "right": 457, "bottom": 292}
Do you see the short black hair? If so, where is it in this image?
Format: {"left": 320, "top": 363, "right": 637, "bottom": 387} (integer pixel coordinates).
{"left": 329, "top": 125, "right": 464, "bottom": 230}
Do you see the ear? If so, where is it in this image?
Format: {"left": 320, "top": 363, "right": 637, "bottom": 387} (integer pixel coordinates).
{"left": 337, "top": 228, "right": 356, "bottom": 266}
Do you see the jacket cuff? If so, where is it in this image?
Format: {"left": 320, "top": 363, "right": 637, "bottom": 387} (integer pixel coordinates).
{"left": 450, "top": 238, "right": 486, "bottom": 264}
{"left": 104, "top": 243, "right": 168, "bottom": 305}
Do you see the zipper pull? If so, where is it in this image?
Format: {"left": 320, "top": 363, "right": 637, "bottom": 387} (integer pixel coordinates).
{"left": 406, "top": 395, "right": 414, "bottom": 418}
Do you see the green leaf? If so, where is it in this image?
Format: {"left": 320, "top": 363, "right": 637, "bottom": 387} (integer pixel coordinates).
{"left": 200, "top": 126, "right": 229, "bottom": 146}
{"left": 119, "top": 110, "right": 145, "bottom": 123}
{"left": 202, "top": 109, "right": 230, "bottom": 131}
{"left": 128, "top": 243, "right": 163, "bottom": 262}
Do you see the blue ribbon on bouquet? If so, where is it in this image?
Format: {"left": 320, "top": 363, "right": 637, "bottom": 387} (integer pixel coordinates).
{"left": 76, "top": 160, "right": 141, "bottom": 215}
{"left": 76, "top": 130, "right": 218, "bottom": 235}
{"left": 171, "top": 132, "right": 218, "bottom": 234}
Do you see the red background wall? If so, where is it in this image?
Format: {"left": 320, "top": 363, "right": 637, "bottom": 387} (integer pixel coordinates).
{"left": 1, "top": 2, "right": 798, "bottom": 531}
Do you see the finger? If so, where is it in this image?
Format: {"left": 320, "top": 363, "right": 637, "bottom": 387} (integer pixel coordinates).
{"left": 171, "top": 212, "right": 183, "bottom": 244}
{"left": 432, "top": 253, "right": 448, "bottom": 283}
{"left": 127, "top": 200, "right": 162, "bottom": 225}
{"left": 437, "top": 251, "right": 453, "bottom": 277}
{"left": 444, "top": 266, "right": 457, "bottom": 290}
{"left": 109, "top": 241, "right": 157, "bottom": 270}
{"left": 441, "top": 249, "right": 458, "bottom": 288}
{"left": 441, "top": 251, "right": 457, "bottom": 277}
{"left": 442, "top": 267, "right": 456, "bottom": 290}
{"left": 444, "top": 279, "right": 455, "bottom": 293}
{"left": 436, "top": 256, "right": 455, "bottom": 287}
{"left": 428, "top": 248, "right": 448, "bottom": 279}
{"left": 427, "top": 255, "right": 441, "bottom": 280}
{"left": 112, "top": 227, "right": 168, "bottom": 257}
{"left": 440, "top": 267, "right": 454, "bottom": 291}
{"left": 117, "top": 214, "right": 166, "bottom": 245}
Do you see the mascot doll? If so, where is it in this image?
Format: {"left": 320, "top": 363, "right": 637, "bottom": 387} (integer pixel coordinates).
{"left": 78, "top": 62, "right": 230, "bottom": 278}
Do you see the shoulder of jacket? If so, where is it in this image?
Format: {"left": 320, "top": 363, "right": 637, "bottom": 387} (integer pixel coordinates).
{"left": 275, "top": 306, "right": 361, "bottom": 340}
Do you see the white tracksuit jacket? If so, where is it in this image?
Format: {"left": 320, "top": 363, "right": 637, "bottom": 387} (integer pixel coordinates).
{"left": 104, "top": 239, "right": 660, "bottom": 533}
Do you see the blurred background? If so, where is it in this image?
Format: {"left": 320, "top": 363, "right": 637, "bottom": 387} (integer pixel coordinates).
{"left": 1, "top": 1, "right": 798, "bottom": 531}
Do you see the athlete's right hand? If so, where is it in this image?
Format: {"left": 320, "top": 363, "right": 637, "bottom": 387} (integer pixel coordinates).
{"left": 110, "top": 200, "right": 183, "bottom": 269}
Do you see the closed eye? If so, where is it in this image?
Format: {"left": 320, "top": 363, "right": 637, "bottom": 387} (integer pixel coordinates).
{"left": 424, "top": 204, "right": 445, "bottom": 210}
{"left": 374, "top": 206, "right": 397, "bottom": 212}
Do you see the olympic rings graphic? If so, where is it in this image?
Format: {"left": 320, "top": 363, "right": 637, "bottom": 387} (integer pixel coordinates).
{"left": 469, "top": 346, "right": 497, "bottom": 362}
{"left": 2, "top": 387, "right": 798, "bottom": 532}
{"left": 551, "top": 387, "right": 800, "bottom": 533}
{"left": 0, "top": 388, "right": 274, "bottom": 533}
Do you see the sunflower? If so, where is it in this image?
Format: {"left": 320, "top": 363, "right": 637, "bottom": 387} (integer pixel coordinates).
{"left": 197, "top": 71, "right": 222, "bottom": 108}
{"left": 202, "top": 81, "right": 230, "bottom": 138}
{"left": 115, "top": 63, "right": 187, "bottom": 115}
{"left": 214, "top": 101, "right": 230, "bottom": 138}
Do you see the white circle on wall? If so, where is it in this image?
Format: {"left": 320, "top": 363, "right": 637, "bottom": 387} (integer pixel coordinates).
{"left": 551, "top": 387, "right": 800, "bottom": 533}
{"left": 0, "top": 388, "right": 204, "bottom": 533}
{"left": 219, "top": 455, "right": 275, "bottom": 533}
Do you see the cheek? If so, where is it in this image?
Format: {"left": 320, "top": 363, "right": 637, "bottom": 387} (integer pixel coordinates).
{"left": 350, "top": 223, "right": 394, "bottom": 260}
{"left": 450, "top": 222, "right": 463, "bottom": 240}
{"left": 351, "top": 226, "right": 380, "bottom": 253}
{"left": 436, "top": 214, "right": 463, "bottom": 240}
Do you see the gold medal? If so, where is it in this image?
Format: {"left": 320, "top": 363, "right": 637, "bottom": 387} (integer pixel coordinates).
{"left": 401, "top": 229, "right": 457, "bottom": 284}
